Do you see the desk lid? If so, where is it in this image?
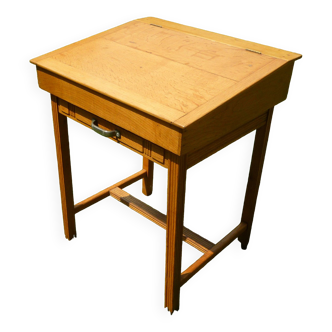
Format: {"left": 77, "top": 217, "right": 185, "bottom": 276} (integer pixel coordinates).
{"left": 31, "top": 17, "right": 301, "bottom": 128}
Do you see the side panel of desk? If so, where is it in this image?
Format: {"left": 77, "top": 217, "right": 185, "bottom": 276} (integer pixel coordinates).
{"left": 186, "top": 113, "right": 268, "bottom": 169}
{"left": 180, "top": 61, "right": 294, "bottom": 156}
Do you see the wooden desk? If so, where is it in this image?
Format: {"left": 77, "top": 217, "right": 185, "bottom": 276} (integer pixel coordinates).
{"left": 30, "top": 17, "right": 301, "bottom": 313}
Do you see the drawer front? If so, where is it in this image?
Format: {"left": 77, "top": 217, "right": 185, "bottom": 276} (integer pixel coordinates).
{"left": 57, "top": 98, "right": 168, "bottom": 167}
{"left": 74, "top": 106, "right": 144, "bottom": 153}
{"left": 58, "top": 99, "right": 143, "bottom": 153}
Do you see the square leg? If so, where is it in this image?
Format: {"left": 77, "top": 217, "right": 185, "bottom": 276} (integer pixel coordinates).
{"left": 165, "top": 153, "right": 187, "bottom": 314}
{"left": 51, "top": 95, "right": 76, "bottom": 240}
{"left": 239, "top": 108, "right": 274, "bottom": 249}
{"left": 142, "top": 157, "right": 154, "bottom": 196}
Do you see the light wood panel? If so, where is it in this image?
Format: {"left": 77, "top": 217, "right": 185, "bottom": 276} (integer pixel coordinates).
{"left": 36, "top": 57, "right": 184, "bottom": 122}
{"left": 49, "top": 38, "right": 235, "bottom": 114}
{"left": 106, "top": 21, "right": 274, "bottom": 81}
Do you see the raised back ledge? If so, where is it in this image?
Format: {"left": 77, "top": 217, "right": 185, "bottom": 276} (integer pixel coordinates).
{"left": 136, "top": 16, "right": 303, "bottom": 61}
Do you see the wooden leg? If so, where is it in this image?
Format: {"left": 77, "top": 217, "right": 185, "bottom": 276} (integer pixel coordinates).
{"left": 165, "top": 153, "right": 187, "bottom": 314}
{"left": 142, "top": 157, "right": 154, "bottom": 196}
{"left": 238, "top": 108, "right": 274, "bottom": 249}
{"left": 51, "top": 95, "right": 77, "bottom": 240}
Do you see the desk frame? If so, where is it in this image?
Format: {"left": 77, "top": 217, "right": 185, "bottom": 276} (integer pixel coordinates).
{"left": 51, "top": 94, "right": 273, "bottom": 314}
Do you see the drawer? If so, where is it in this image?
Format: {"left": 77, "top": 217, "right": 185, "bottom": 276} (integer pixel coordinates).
{"left": 76, "top": 106, "right": 144, "bottom": 153}
{"left": 58, "top": 99, "right": 143, "bottom": 153}
{"left": 57, "top": 98, "right": 169, "bottom": 167}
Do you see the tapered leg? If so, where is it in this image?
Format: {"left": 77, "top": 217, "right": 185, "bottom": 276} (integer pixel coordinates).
{"left": 165, "top": 153, "right": 187, "bottom": 314}
{"left": 142, "top": 157, "right": 154, "bottom": 196}
{"left": 51, "top": 95, "right": 77, "bottom": 240}
{"left": 239, "top": 108, "right": 274, "bottom": 250}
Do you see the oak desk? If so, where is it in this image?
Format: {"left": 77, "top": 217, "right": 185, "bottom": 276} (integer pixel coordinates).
{"left": 31, "top": 17, "right": 301, "bottom": 313}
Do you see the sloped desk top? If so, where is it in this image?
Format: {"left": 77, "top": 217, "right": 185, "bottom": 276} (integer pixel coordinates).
{"left": 31, "top": 17, "right": 301, "bottom": 155}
